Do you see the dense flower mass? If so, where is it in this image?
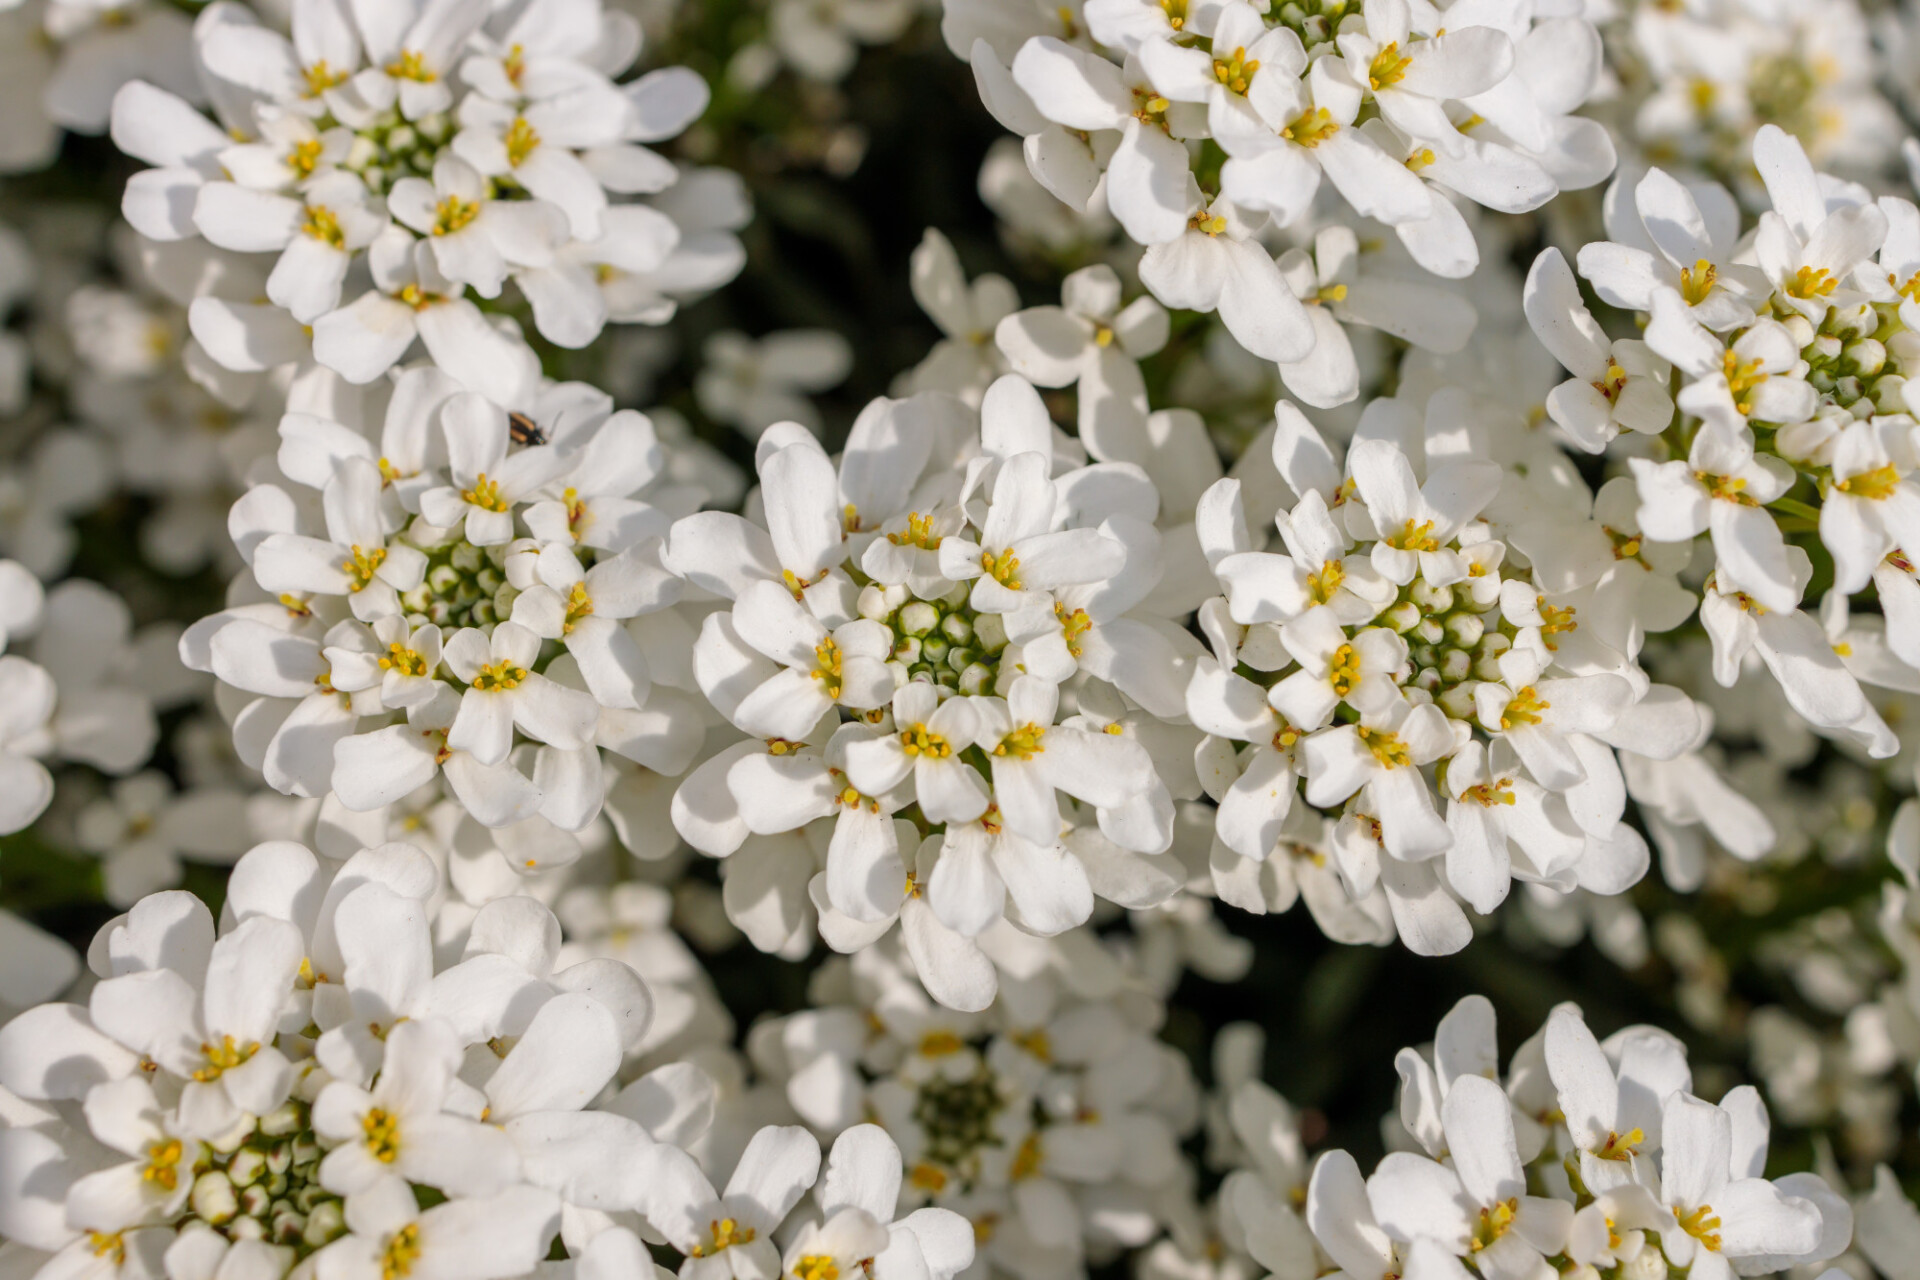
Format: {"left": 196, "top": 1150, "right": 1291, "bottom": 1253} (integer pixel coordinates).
{"left": 9, "top": 0, "right": 1920, "bottom": 1279}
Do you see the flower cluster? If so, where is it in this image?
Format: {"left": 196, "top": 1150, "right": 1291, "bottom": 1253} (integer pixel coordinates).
{"left": 110, "top": 0, "right": 738, "bottom": 410}
{"left": 1302, "top": 998, "right": 1852, "bottom": 1280}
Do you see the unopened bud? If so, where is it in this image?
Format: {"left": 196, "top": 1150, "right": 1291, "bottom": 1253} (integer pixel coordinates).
{"left": 192, "top": 1171, "right": 238, "bottom": 1225}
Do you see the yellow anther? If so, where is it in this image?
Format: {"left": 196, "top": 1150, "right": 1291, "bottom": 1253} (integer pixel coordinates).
{"left": 1386, "top": 518, "right": 1439, "bottom": 551}
{"left": 1055, "top": 602, "right": 1093, "bottom": 657}
{"left": 1786, "top": 265, "right": 1837, "bottom": 299}
{"left": 1212, "top": 46, "right": 1260, "bottom": 94}
{"left": 1189, "top": 210, "right": 1230, "bottom": 234}
{"left": 1010, "top": 1133, "right": 1043, "bottom": 1181}
{"left": 1406, "top": 147, "right": 1436, "bottom": 172}
{"left": 1595, "top": 1126, "right": 1644, "bottom": 1161}
{"left": 461, "top": 472, "right": 509, "bottom": 511}
{"left": 900, "top": 722, "right": 952, "bottom": 758}
{"left": 920, "top": 1030, "right": 965, "bottom": 1056}
{"left": 304, "top": 204, "right": 346, "bottom": 249}
{"left": 563, "top": 581, "right": 594, "bottom": 633}
{"left": 1368, "top": 41, "right": 1413, "bottom": 91}
{"left": 796, "top": 1256, "right": 840, "bottom": 1280}
{"left": 1356, "top": 725, "right": 1412, "bottom": 768}
{"left": 383, "top": 1223, "right": 423, "bottom": 1280}
{"left": 288, "top": 138, "right": 325, "bottom": 178}
{"left": 1094, "top": 323, "right": 1115, "bottom": 347}
{"left": 981, "top": 549, "right": 1023, "bottom": 590}
{"left": 341, "top": 544, "right": 387, "bottom": 592}
{"left": 193, "top": 1035, "right": 260, "bottom": 1081}
{"left": 1159, "top": 0, "right": 1187, "bottom": 28}
{"left": 385, "top": 49, "right": 437, "bottom": 82}
{"left": 143, "top": 1138, "right": 184, "bottom": 1191}
{"left": 505, "top": 116, "right": 540, "bottom": 167}
{"left": 1470, "top": 1199, "right": 1518, "bottom": 1252}
{"left": 887, "top": 511, "right": 943, "bottom": 549}
{"left": 910, "top": 1162, "right": 947, "bottom": 1191}
{"left": 1696, "top": 470, "right": 1757, "bottom": 504}
{"left": 1677, "top": 1205, "right": 1722, "bottom": 1252}
{"left": 994, "top": 722, "right": 1048, "bottom": 760}
{"left": 1464, "top": 780, "right": 1517, "bottom": 807}
{"left": 1328, "top": 643, "right": 1362, "bottom": 697}
{"left": 1498, "top": 686, "right": 1550, "bottom": 730}
{"left": 1892, "top": 270, "right": 1920, "bottom": 304}
{"left": 689, "top": 1218, "right": 757, "bottom": 1257}
{"left": 472, "top": 660, "right": 527, "bottom": 692}
{"left": 1680, "top": 259, "right": 1717, "bottom": 305}
{"left": 432, "top": 194, "right": 480, "bottom": 236}
{"left": 1314, "top": 283, "right": 1349, "bottom": 305}
{"left": 1592, "top": 360, "right": 1628, "bottom": 403}
{"left": 363, "top": 1107, "right": 402, "bottom": 1162}
{"left": 1281, "top": 107, "right": 1340, "bottom": 148}
{"left": 1835, "top": 464, "right": 1902, "bottom": 500}
{"left": 379, "top": 642, "right": 428, "bottom": 676}
{"left": 397, "top": 283, "right": 436, "bottom": 311}
{"left": 303, "top": 60, "right": 348, "bottom": 95}
{"left": 843, "top": 503, "right": 863, "bottom": 533}
{"left": 811, "top": 637, "right": 846, "bottom": 697}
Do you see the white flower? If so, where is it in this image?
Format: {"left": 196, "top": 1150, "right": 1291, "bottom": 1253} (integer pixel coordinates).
{"left": 1524, "top": 248, "right": 1675, "bottom": 453}
{"left": 442, "top": 620, "right": 599, "bottom": 766}
{"left": 1629, "top": 429, "right": 1798, "bottom": 613}
{"left": 1299, "top": 696, "right": 1453, "bottom": 861}
{"left": 1653, "top": 1093, "right": 1823, "bottom": 1280}
{"left": 1579, "top": 168, "right": 1767, "bottom": 331}
{"left": 638, "top": 1124, "right": 822, "bottom": 1280}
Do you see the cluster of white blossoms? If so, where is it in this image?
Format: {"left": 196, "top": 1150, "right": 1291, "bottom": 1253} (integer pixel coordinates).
{"left": 942, "top": 0, "right": 1614, "bottom": 406}
{"left": 1525, "top": 124, "right": 1920, "bottom": 761}
{"left": 108, "top": 0, "right": 741, "bottom": 411}
{"left": 1291, "top": 997, "right": 1855, "bottom": 1280}
{"left": 16, "top": 0, "right": 1920, "bottom": 1276}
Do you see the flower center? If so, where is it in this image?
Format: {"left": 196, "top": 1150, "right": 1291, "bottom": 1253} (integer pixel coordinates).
{"left": 689, "top": 1218, "right": 757, "bottom": 1257}
{"left": 462, "top": 473, "right": 509, "bottom": 512}
{"left": 432, "top": 195, "right": 480, "bottom": 236}
{"left": 472, "top": 660, "right": 527, "bottom": 692}
{"left": 288, "top": 138, "right": 325, "bottom": 178}
{"left": 342, "top": 544, "right": 387, "bottom": 592}
{"left": 385, "top": 49, "right": 437, "bottom": 82}
{"left": 362, "top": 1108, "right": 402, "bottom": 1162}
{"left": 1680, "top": 259, "right": 1718, "bottom": 305}
{"left": 563, "top": 581, "right": 594, "bottom": 633}
{"left": 1677, "top": 1204, "right": 1723, "bottom": 1252}
{"left": 1835, "top": 463, "right": 1902, "bottom": 500}
{"left": 1470, "top": 1199, "right": 1517, "bottom": 1251}
{"left": 1695, "top": 470, "right": 1757, "bottom": 504}
{"left": 383, "top": 1223, "right": 423, "bottom": 1279}
{"left": 980, "top": 549, "right": 1023, "bottom": 590}
{"left": 796, "top": 1256, "right": 841, "bottom": 1280}
{"left": 1498, "top": 685, "right": 1550, "bottom": 729}
{"left": 1386, "top": 518, "right": 1439, "bottom": 552}
{"left": 379, "top": 642, "right": 428, "bottom": 676}
{"left": 1786, "top": 265, "right": 1837, "bottom": 299}
{"left": 194, "top": 1035, "right": 260, "bottom": 1081}
{"left": 1595, "top": 1126, "right": 1644, "bottom": 1160}
{"left": 1282, "top": 107, "right": 1340, "bottom": 148}
{"left": 1355, "top": 725, "right": 1412, "bottom": 768}
{"left": 1213, "top": 46, "right": 1259, "bottom": 93}
{"left": 144, "top": 1138, "right": 185, "bottom": 1190}
{"left": 994, "top": 722, "right": 1047, "bottom": 760}
{"left": 812, "top": 638, "right": 845, "bottom": 697}
{"left": 1592, "top": 360, "right": 1628, "bottom": 404}
{"left": 900, "top": 722, "right": 953, "bottom": 758}
{"left": 1055, "top": 602, "right": 1092, "bottom": 657}
{"left": 1368, "top": 41, "right": 1413, "bottom": 91}
{"left": 304, "top": 204, "right": 346, "bottom": 249}
{"left": 505, "top": 116, "right": 540, "bottom": 167}
{"left": 1328, "top": 643, "right": 1362, "bottom": 696}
